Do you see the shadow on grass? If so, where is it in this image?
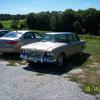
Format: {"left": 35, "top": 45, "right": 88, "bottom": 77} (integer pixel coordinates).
{"left": 0, "top": 53, "right": 21, "bottom": 61}
{"left": 23, "top": 53, "right": 90, "bottom": 75}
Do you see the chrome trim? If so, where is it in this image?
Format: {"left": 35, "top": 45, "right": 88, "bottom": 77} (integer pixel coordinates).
{"left": 20, "top": 55, "right": 56, "bottom": 63}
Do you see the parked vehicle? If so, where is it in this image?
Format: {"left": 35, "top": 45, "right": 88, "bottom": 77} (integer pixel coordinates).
{"left": 0, "top": 30, "right": 9, "bottom": 37}
{"left": 0, "top": 30, "right": 42, "bottom": 53}
{"left": 20, "top": 32, "right": 85, "bottom": 67}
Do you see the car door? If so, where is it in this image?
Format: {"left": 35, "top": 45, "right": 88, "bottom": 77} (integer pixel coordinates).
{"left": 20, "top": 32, "right": 36, "bottom": 46}
{"left": 73, "top": 34, "right": 83, "bottom": 53}
{"left": 65, "top": 34, "right": 73, "bottom": 57}
{"left": 69, "top": 34, "right": 81, "bottom": 55}
{"left": 20, "top": 32, "right": 42, "bottom": 46}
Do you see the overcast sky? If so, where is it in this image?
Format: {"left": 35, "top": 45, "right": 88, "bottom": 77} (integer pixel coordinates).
{"left": 0, "top": 0, "right": 99, "bottom": 14}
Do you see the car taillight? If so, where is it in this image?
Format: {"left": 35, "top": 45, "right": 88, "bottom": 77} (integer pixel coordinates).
{"left": 7, "top": 41, "right": 18, "bottom": 45}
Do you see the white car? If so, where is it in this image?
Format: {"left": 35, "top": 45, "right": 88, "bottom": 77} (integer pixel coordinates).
{"left": 20, "top": 32, "right": 85, "bottom": 67}
{"left": 0, "top": 30, "right": 42, "bottom": 53}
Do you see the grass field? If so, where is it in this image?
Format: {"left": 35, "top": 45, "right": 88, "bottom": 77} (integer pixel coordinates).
{"left": 1, "top": 20, "right": 12, "bottom": 29}
{"left": 1, "top": 20, "right": 25, "bottom": 29}
{"left": 67, "top": 35, "right": 100, "bottom": 95}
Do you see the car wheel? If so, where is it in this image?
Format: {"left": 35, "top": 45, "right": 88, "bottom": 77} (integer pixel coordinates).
{"left": 55, "top": 53, "right": 64, "bottom": 67}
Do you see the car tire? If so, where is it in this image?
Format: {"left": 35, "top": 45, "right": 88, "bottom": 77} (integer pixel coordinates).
{"left": 55, "top": 53, "right": 65, "bottom": 67}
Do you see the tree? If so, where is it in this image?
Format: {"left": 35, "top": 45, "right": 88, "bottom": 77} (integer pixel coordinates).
{"left": 50, "top": 11, "right": 59, "bottom": 31}
{"left": 36, "top": 12, "right": 50, "bottom": 30}
{"left": 1, "top": 8, "right": 100, "bottom": 35}
{"left": 73, "top": 21, "right": 82, "bottom": 34}
{"left": 82, "top": 8, "right": 99, "bottom": 35}
{"left": 0, "top": 22, "right": 3, "bottom": 29}
{"left": 11, "top": 20, "right": 19, "bottom": 29}
{"left": 19, "top": 21, "right": 26, "bottom": 29}
{"left": 61, "top": 9, "right": 76, "bottom": 32}
{"left": 26, "top": 13, "right": 37, "bottom": 29}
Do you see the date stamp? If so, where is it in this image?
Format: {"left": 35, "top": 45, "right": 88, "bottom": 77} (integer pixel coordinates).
{"left": 84, "top": 86, "right": 100, "bottom": 93}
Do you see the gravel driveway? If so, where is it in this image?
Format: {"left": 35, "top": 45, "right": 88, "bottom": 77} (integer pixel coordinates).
{"left": 0, "top": 61, "right": 96, "bottom": 100}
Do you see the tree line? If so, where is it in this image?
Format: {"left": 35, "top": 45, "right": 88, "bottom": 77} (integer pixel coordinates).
{"left": 0, "top": 8, "right": 100, "bottom": 35}
{"left": 0, "top": 14, "right": 26, "bottom": 21}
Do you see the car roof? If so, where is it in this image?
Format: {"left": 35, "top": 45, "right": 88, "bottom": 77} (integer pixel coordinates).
{"left": 12, "top": 30, "right": 30, "bottom": 34}
{"left": 46, "top": 32, "right": 76, "bottom": 35}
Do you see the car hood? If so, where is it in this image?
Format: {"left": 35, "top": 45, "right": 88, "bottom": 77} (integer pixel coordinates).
{"left": 21, "top": 41, "right": 66, "bottom": 51}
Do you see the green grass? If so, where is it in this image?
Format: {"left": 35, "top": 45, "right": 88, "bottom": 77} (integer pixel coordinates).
{"left": 67, "top": 35, "right": 100, "bottom": 95}
{"left": 1, "top": 20, "right": 25, "bottom": 29}
{"left": 1, "top": 20, "right": 12, "bottom": 29}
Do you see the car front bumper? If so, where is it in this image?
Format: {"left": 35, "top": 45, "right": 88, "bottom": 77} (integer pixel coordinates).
{"left": 20, "top": 55, "right": 56, "bottom": 63}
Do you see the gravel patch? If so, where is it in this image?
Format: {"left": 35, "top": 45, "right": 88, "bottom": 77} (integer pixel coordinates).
{"left": 0, "top": 61, "right": 96, "bottom": 100}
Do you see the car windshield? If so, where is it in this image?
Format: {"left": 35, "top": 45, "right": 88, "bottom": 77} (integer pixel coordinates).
{"left": 42, "top": 34, "right": 67, "bottom": 43}
{"left": 3, "top": 32, "right": 22, "bottom": 38}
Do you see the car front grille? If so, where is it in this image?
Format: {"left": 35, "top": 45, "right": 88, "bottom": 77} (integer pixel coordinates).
{"left": 29, "top": 51, "right": 44, "bottom": 57}
{"left": 22, "top": 50, "right": 44, "bottom": 57}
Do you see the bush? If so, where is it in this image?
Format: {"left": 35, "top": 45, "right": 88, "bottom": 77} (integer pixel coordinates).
{"left": 0, "top": 22, "right": 3, "bottom": 29}
{"left": 11, "top": 20, "right": 19, "bottom": 29}
{"left": 19, "top": 21, "right": 26, "bottom": 29}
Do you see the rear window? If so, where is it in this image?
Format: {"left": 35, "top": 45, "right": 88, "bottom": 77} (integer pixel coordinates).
{"left": 3, "top": 32, "right": 22, "bottom": 38}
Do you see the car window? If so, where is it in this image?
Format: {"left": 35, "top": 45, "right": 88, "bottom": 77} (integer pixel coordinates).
{"left": 66, "top": 35, "right": 70, "bottom": 43}
{"left": 3, "top": 32, "right": 22, "bottom": 38}
{"left": 0, "top": 31, "right": 6, "bottom": 37}
{"left": 75, "top": 34, "right": 80, "bottom": 41}
{"left": 55, "top": 34, "right": 66, "bottom": 43}
{"left": 72, "top": 34, "right": 80, "bottom": 41}
{"left": 67, "top": 34, "right": 80, "bottom": 43}
{"left": 42, "top": 34, "right": 67, "bottom": 43}
{"left": 23, "top": 32, "right": 35, "bottom": 39}
{"left": 34, "top": 32, "right": 42, "bottom": 38}
{"left": 68, "top": 34, "right": 73, "bottom": 42}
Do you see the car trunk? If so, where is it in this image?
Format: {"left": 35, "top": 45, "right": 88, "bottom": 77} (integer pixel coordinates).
{"left": 0, "top": 38, "right": 18, "bottom": 48}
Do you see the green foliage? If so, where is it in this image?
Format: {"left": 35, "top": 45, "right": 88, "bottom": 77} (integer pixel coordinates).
{"left": 11, "top": 20, "right": 19, "bottom": 29}
{"left": 0, "top": 22, "right": 3, "bottom": 29}
{"left": 1, "top": 20, "right": 12, "bottom": 29}
{"left": 49, "top": 11, "right": 59, "bottom": 31}
{"left": 1, "top": 8, "right": 100, "bottom": 35}
{"left": 0, "top": 14, "right": 26, "bottom": 21}
{"left": 26, "top": 13, "right": 37, "bottom": 29}
{"left": 36, "top": 12, "right": 50, "bottom": 30}
{"left": 25, "top": 8, "right": 100, "bottom": 35}
{"left": 67, "top": 35, "right": 100, "bottom": 95}
{"left": 19, "top": 21, "right": 26, "bottom": 29}
{"left": 1, "top": 20, "right": 25, "bottom": 29}
{"left": 73, "top": 21, "right": 82, "bottom": 34}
